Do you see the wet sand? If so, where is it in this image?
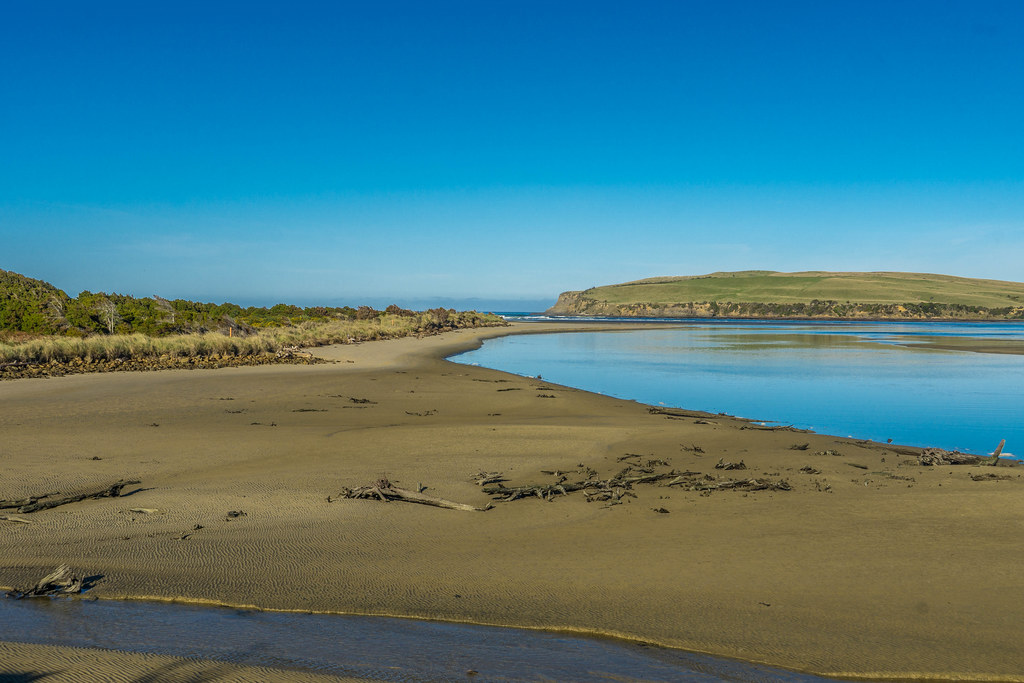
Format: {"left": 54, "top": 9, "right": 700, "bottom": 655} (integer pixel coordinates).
{"left": 2, "top": 322, "right": 1023, "bottom": 681}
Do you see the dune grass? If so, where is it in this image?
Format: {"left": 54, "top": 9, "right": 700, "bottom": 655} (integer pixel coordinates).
{"left": 0, "top": 313, "right": 504, "bottom": 365}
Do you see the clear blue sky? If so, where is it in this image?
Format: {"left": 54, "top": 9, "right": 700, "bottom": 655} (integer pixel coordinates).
{"left": 2, "top": 1, "right": 1022, "bottom": 310}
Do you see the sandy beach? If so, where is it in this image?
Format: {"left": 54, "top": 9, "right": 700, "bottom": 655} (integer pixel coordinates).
{"left": 3, "top": 322, "right": 1024, "bottom": 681}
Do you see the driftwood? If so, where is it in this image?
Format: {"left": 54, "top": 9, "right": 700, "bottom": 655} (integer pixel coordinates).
{"left": 917, "top": 449, "right": 985, "bottom": 466}
{"left": 714, "top": 459, "right": 746, "bottom": 470}
{"left": 0, "top": 515, "right": 32, "bottom": 524}
{"left": 647, "top": 407, "right": 710, "bottom": 418}
{"left": 485, "top": 470, "right": 713, "bottom": 503}
{"left": 6, "top": 565, "right": 82, "bottom": 599}
{"left": 970, "top": 472, "right": 1011, "bottom": 481}
{"left": 990, "top": 439, "right": 1006, "bottom": 466}
{"left": 473, "top": 472, "right": 506, "bottom": 486}
{"left": 668, "top": 476, "right": 792, "bottom": 493}
{"left": 483, "top": 473, "right": 676, "bottom": 503}
{"left": 334, "top": 478, "right": 491, "bottom": 511}
{"left": 481, "top": 454, "right": 794, "bottom": 504}
{"left": 0, "top": 492, "right": 59, "bottom": 510}
{"left": 741, "top": 424, "right": 806, "bottom": 433}
{"left": 916, "top": 440, "right": 1012, "bottom": 467}
{"left": 275, "top": 345, "right": 313, "bottom": 359}
{"left": 10, "top": 480, "right": 140, "bottom": 514}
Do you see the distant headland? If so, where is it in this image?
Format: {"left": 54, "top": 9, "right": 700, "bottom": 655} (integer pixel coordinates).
{"left": 546, "top": 271, "right": 1024, "bottom": 320}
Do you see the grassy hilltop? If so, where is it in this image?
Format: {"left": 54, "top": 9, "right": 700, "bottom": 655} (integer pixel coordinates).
{"left": 546, "top": 271, "right": 1024, "bottom": 319}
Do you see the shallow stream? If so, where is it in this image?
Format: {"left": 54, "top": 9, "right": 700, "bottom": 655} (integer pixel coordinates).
{"left": 0, "top": 598, "right": 845, "bottom": 682}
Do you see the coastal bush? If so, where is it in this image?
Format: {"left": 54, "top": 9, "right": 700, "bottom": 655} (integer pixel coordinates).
{"left": 0, "top": 312, "right": 505, "bottom": 365}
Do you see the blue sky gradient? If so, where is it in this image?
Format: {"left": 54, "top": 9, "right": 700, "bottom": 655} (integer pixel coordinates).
{"left": 2, "top": 1, "right": 1022, "bottom": 309}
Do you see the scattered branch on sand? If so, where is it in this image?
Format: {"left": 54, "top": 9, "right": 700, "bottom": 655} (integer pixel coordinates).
{"left": 714, "top": 459, "right": 747, "bottom": 470}
{"left": 482, "top": 466, "right": 684, "bottom": 503}
{"left": 473, "top": 472, "right": 506, "bottom": 486}
{"left": 667, "top": 475, "right": 792, "bottom": 493}
{"left": 647, "top": 407, "right": 709, "bottom": 418}
{"left": 481, "top": 458, "right": 792, "bottom": 503}
{"left": 0, "top": 515, "right": 32, "bottom": 524}
{"left": 741, "top": 424, "right": 806, "bottom": 432}
{"left": 970, "top": 472, "right": 1011, "bottom": 482}
{"left": 6, "top": 565, "right": 83, "bottom": 599}
{"left": 4, "top": 480, "right": 140, "bottom": 514}
{"left": 332, "top": 478, "right": 492, "bottom": 511}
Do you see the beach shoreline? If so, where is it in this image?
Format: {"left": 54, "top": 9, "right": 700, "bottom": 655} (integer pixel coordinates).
{"left": 2, "top": 322, "right": 1023, "bottom": 681}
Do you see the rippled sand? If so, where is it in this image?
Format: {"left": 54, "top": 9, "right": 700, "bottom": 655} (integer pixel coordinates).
{"left": 2, "top": 323, "right": 1023, "bottom": 681}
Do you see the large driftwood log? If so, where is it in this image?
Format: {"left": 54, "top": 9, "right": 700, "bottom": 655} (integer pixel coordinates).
{"left": 0, "top": 492, "right": 58, "bottom": 510}
{"left": 917, "top": 449, "right": 985, "bottom": 466}
{"left": 6, "top": 565, "right": 83, "bottom": 599}
{"left": 334, "top": 478, "right": 492, "bottom": 511}
{"left": 13, "top": 480, "right": 140, "bottom": 514}
{"left": 648, "top": 406, "right": 711, "bottom": 418}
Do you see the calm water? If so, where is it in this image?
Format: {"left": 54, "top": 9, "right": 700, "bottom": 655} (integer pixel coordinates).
{"left": 0, "top": 598, "right": 839, "bottom": 682}
{"left": 455, "top": 320, "right": 1024, "bottom": 456}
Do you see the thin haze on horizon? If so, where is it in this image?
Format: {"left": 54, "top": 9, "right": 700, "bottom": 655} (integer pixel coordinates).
{"left": 1, "top": 1, "right": 1022, "bottom": 309}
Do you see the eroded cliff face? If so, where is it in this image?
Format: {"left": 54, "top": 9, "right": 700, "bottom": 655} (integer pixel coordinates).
{"left": 544, "top": 291, "right": 1024, "bottom": 320}
{"left": 545, "top": 291, "right": 591, "bottom": 315}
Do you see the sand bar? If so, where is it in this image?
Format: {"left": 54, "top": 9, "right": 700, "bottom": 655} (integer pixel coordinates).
{"left": 2, "top": 322, "right": 1023, "bottom": 681}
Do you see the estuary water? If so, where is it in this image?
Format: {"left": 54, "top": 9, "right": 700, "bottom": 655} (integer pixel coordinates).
{"left": 0, "top": 598, "right": 837, "bottom": 682}
{"left": 453, "top": 320, "right": 1024, "bottom": 456}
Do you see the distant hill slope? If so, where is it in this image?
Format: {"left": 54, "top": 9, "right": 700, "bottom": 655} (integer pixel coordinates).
{"left": 546, "top": 271, "right": 1024, "bottom": 320}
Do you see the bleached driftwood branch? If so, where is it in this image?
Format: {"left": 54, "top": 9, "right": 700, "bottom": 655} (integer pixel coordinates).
{"left": 332, "top": 478, "right": 492, "bottom": 511}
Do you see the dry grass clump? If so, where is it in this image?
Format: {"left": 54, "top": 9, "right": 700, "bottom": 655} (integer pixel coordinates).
{"left": 0, "top": 313, "right": 503, "bottom": 365}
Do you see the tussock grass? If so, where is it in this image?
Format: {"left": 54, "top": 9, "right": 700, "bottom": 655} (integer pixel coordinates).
{"left": 0, "top": 313, "right": 503, "bottom": 365}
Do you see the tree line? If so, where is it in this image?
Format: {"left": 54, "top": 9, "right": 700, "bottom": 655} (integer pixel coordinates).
{"left": 0, "top": 269, "right": 460, "bottom": 337}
